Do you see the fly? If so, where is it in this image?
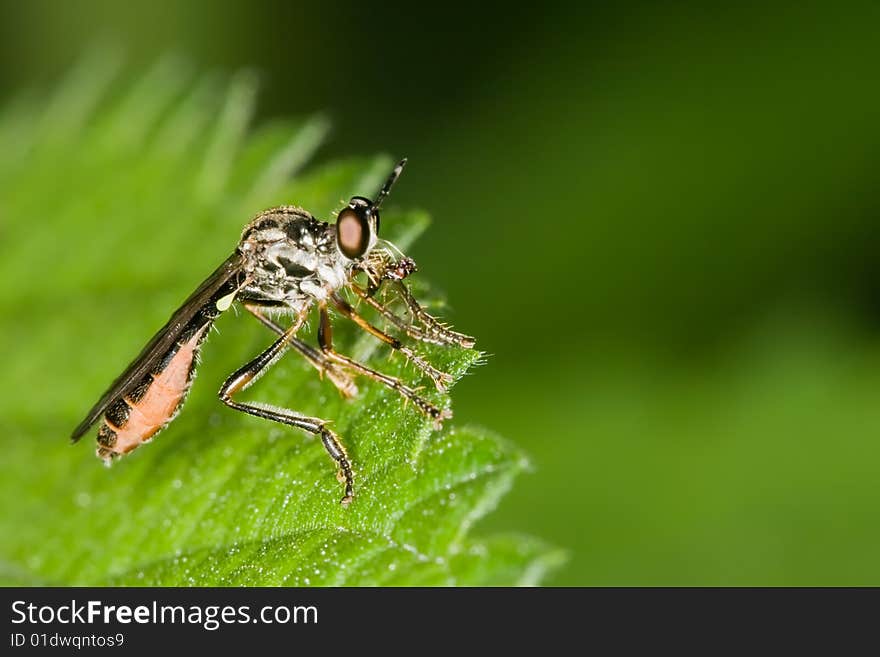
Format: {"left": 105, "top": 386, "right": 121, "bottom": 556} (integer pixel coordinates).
{"left": 70, "top": 159, "right": 474, "bottom": 505}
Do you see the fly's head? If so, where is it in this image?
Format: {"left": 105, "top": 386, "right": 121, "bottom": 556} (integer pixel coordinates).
{"left": 332, "top": 159, "right": 417, "bottom": 291}
{"left": 334, "top": 196, "right": 380, "bottom": 262}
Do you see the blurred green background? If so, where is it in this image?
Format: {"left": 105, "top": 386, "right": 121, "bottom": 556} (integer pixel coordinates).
{"left": 3, "top": 0, "right": 880, "bottom": 584}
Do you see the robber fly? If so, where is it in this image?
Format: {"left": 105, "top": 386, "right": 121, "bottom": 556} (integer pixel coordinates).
{"left": 71, "top": 160, "right": 474, "bottom": 505}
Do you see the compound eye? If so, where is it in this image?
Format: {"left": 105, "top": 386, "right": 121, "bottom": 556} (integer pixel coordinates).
{"left": 336, "top": 207, "right": 370, "bottom": 259}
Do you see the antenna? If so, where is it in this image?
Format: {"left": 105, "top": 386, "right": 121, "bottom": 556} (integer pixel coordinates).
{"left": 373, "top": 158, "right": 407, "bottom": 210}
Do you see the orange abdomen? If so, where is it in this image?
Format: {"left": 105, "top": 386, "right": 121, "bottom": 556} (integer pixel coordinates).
{"left": 96, "top": 324, "right": 209, "bottom": 461}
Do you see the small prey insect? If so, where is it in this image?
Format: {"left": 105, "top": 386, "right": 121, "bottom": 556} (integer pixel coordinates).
{"left": 70, "top": 159, "right": 474, "bottom": 505}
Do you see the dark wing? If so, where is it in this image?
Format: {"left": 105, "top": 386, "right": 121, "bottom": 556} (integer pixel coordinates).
{"left": 71, "top": 251, "right": 246, "bottom": 442}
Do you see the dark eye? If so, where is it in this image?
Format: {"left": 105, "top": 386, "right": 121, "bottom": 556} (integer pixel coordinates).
{"left": 336, "top": 207, "right": 370, "bottom": 259}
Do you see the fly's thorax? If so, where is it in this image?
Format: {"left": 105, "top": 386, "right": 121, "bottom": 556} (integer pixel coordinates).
{"left": 238, "top": 206, "right": 351, "bottom": 306}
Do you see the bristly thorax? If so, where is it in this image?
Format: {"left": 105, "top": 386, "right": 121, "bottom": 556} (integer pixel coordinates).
{"left": 238, "top": 206, "right": 350, "bottom": 311}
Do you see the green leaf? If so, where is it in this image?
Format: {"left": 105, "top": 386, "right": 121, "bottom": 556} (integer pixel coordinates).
{"left": 0, "top": 56, "right": 562, "bottom": 586}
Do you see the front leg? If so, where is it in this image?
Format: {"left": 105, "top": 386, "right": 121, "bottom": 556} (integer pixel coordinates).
{"left": 318, "top": 304, "right": 450, "bottom": 428}
{"left": 331, "top": 293, "right": 453, "bottom": 392}
{"left": 349, "top": 281, "right": 476, "bottom": 350}
{"left": 218, "top": 317, "right": 354, "bottom": 505}
{"left": 387, "top": 280, "right": 476, "bottom": 349}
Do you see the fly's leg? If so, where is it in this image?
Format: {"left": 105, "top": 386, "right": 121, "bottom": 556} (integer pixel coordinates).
{"left": 389, "top": 280, "right": 476, "bottom": 348}
{"left": 244, "top": 303, "right": 358, "bottom": 399}
{"left": 331, "top": 293, "right": 453, "bottom": 392}
{"left": 350, "top": 282, "right": 475, "bottom": 349}
{"left": 218, "top": 318, "right": 354, "bottom": 505}
{"left": 318, "top": 304, "right": 450, "bottom": 428}
{"left": 350, "top": 284, "right": 447, "bottom": 346}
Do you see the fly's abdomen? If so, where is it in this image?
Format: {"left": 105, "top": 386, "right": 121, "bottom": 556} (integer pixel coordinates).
{"left": 96, "top": 323, "right": 211, "bottom": 462}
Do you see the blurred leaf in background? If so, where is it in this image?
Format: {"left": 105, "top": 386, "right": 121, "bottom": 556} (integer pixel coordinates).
{"left": 1, "top": 0, "right": 880, "bottom": 584}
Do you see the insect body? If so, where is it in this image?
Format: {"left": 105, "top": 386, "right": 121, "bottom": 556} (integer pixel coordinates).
{"left": 71, "top": 160, "right": 474, "bottom": 505}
